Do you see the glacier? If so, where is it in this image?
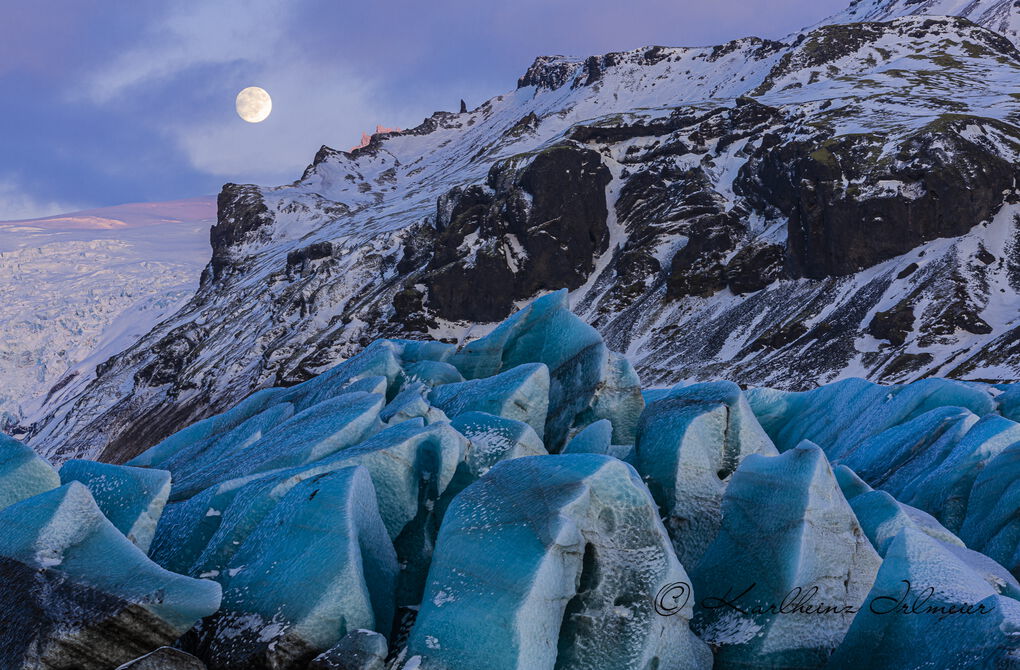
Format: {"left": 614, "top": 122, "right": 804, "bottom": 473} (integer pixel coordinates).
{"left": 11, "top": 0, "right": 1020, "bottom": 663}
{"left": 2, "top": 289, "right": 1020, "bottom": 668}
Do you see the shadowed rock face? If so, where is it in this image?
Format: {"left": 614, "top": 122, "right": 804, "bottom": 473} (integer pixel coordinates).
{"left": 204, "top": 185, "right": 273, "bottom": 285}
{"left": 416, "top": 145, "right": 611, "bottom": 321}
{"left": 737, "top": 116, "right": 1020, "bottom": 278}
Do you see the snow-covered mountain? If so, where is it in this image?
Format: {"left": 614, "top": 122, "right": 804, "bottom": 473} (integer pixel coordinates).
{"left": 0, "top": 199, "right": 212, "bottom": 432}
{"left": 22, "top": 10, "right": 1020, "bottom": 463}
{"left": 822, "top": 0, "right": 1020, "bottom": 45}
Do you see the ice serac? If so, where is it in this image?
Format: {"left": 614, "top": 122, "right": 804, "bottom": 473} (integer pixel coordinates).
{"left": 635, "top": 381, "right": 778, "bottom": 566}
{"left": 959, "top": 439, "right": 1020, "bottom": 575}
{"left": 902, "top": 413, "right": 1020, "bottom": 533}
{"left": 746, "top": 377, "right": 995, "bottom": 458}
{"left": 447, "top": 411, "right": 547, "bottom": 479}
{"left": 848, "top": 488, "right": 1020, "bottom": 596}
{"left": 181, "top": 420, "right": 464, "bottom": 610}
{"left": 849, "top": 489, "right": 965, "bottom": 555}
{"left": 404, "top": 454, "right": 712, "bottom": 670}
{"left": 833, "top": 463, "right": 873, "bottom": 500}
{"left": 169, "top": 391, "right": 385, "bottom": 500}
{"left": 153, "top": 403, "right": 296, "bottom": 490}
{"left": 690, "top": 443, "right": 880, "bottom": 668}
{"left": 201, "top": 466, "right": 397, "bottom": 670}
{"left": 839, "top": 406, "right": 978, "bottom": 501}
{"left": 380, "top": 382, "right": 450, "bottom": 426}
{"left": 127, "top": 387, "right": 287, "bottom": 468}
{"left": 428, "top": 362, "right": 550, "bottom": 439}
{"left": 59, "top": 460, "right": 171, "bottom": 552}
{"left": 829, "top": 528, "right": 1020, "bottom": 669}
{"left": 562, "top": 418, "right": 614, "bottom": 455}
{"left": 451, "top": 290, "right": 643, "bottom": 450}
{"left": 0, "top": 482, "right": 221, "bottom": 670}
{"left": 0, "top": 432, "right": 59, "bottom": 511}
{"left": 307, "top": 629, "right": 388, "bottom": 670}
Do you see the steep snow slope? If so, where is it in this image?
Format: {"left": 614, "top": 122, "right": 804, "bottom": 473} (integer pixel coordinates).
{"left": 822, "top": 0, "right": 1020, "bottom": 45}
{"left": 0, "top": 199, "right": 212, "bottom": 431}
{"left": 23, "top": 15, "right": 1020, "bottom": 463}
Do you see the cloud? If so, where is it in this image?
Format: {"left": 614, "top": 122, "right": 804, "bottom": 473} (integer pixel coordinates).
{"left": 75, "top": 0, "right": 402, "bottom": 183}
{"left": 80, "top": 0, "right": 287, "bottom": 104}
{"left": 0, "top": 178, "right": 84, "bottom": 221}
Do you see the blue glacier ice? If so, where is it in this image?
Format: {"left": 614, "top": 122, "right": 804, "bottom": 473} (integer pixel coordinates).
{"left": 562, "top": 418, "right": 613, "bottom": 455}
{"left": 169, "top": 391, "right": 385, "bottom": 500}
{"left": 839, "top": 406, "right": 977, "bottom": 499}
{"left": 181, "top": 420, "right": 465, "bottom": 610}
{"left": 19, "top": 285, "right": 1020, "bottom": 668}
{"left": 959, "top": 439, "right": 1020, "bottom": 575}
{"left": 996, "top": 384, "right": 1020, "bottom": 423}
{"left": 635, "top": 381, "right": 778, "bottom": 566}
{"left": 833, "top": 463, "right": 873, "bottom": 500}
{"left": 149, "top": 474, "right": 262, "bottom": 575}
{"left": 127, "top": 387, "right": 287, "bottom": 469}
{"left": 402, "top": 359, "right": 464, "bottom": 388}
{"left": 848, "top": 489, "right": 964, "bottom": 555}
{"left": 747, "top": 377, "right": 996, "bottom": 458}
{"left": 450, "top": 290, "right": 642, "bottom": 450}
{"left": 202, "top": 466, "right": 397, "bottom": 670}
{"left": 276, "top": 340, "right": 405, "bottom": 411}
{"left": 848, "top": 488, "right": 1020, "bottom": 597}
{"left": 580, "top": 350, "right": 645, "bottom": 444}
{"left": 428, "top": 362, "right": 549, "bottom": 439}
{"left": 690, "top": 442, "right": 880, "bottom": 667}
{"left": 0, "top": 482, "right": 221, "bottom": 670}
{"left": 434, "top": 411, "right": 549, "bottom": 536}
{"left": 829, "top": 528, "right": 1020, "bottom": 669}
{"left": 155, "top": 403, "right": 296, "bottom": 485}
{"left": 404, "top": 454, "right": 712, "bottom": 670}
{"left": 448, "top": 411, "right": 547, "bottom": 478}
{"left": 59, "top": 460, "right": 171, "bottom": 552}
{"left": 902, "top": 413, "right": 1020, "bottom": 533}
{"left": 0, "top": 432, "right": 59, "bottom": 511}
{"left": 379, "top": 382, "right": 449, "bottom": 426}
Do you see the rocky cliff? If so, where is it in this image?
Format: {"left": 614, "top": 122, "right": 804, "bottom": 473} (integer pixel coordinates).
{"left": 22, "top": 10, "right": 1020, "bottom": 463}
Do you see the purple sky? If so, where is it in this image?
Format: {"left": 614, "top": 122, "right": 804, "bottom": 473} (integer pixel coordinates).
{"left": 1, "top": 0, "right": 850, "bottom": 218}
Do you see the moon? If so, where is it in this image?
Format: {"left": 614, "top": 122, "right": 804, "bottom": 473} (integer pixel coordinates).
{"left": 235, "top": 86, "right": 272, "bottom": 123}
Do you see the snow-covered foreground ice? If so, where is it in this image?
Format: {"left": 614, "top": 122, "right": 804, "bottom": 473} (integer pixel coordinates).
{"left": 3, "top": 291, "right": 1020, "bottom": 669}
{"left": 0, "top": 198, "right": 213, "bottom": 430}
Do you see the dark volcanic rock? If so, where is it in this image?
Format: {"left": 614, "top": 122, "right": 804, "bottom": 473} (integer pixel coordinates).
{"left": 667, "top": 213, "right": 741, "bottom": 299}
{"left": 0, "top": 557, "right": 183, "bottom": 670}
{"left": 737, "top": 116, "right": 1020, "bottom": 278}
{"left": 205, "top": 184, "right": 274, "bottom": 285}
{"left": 414, "top": 144, "right": 611, "bottom": 321}
{"left": 869, "top": 303, "right": 915, "bottom": 346}
{"left": 725, "top": 242, "right": 787, "bottom": 294}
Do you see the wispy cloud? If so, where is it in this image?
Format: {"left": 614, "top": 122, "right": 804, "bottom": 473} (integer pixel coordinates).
{"left": 0, "top": 178, "right": 83, "bottom": 221}
{"left": 76, "top": 1, "right": 393, "bottom": 182}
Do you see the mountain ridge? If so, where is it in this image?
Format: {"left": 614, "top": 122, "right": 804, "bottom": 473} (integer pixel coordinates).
{"left": 21, "top": 11, "right": 1020, "bottom": 464}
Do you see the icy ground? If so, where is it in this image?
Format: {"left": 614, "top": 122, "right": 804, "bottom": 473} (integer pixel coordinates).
{"left": 0, "top": 198, "right": 212, "bottom": 429}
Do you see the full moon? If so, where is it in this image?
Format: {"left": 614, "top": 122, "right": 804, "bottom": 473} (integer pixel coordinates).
{"left": 235, "top": 86, "right": 272, "bottom": 123}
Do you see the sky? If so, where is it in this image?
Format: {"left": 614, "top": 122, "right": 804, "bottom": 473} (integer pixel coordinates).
{"left": 0, "top": 0, "right": 850, "bottom": 219}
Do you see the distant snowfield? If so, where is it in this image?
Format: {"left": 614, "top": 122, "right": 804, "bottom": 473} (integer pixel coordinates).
{"left": 0, "top": 198, "right": 214, "bottom": 428}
